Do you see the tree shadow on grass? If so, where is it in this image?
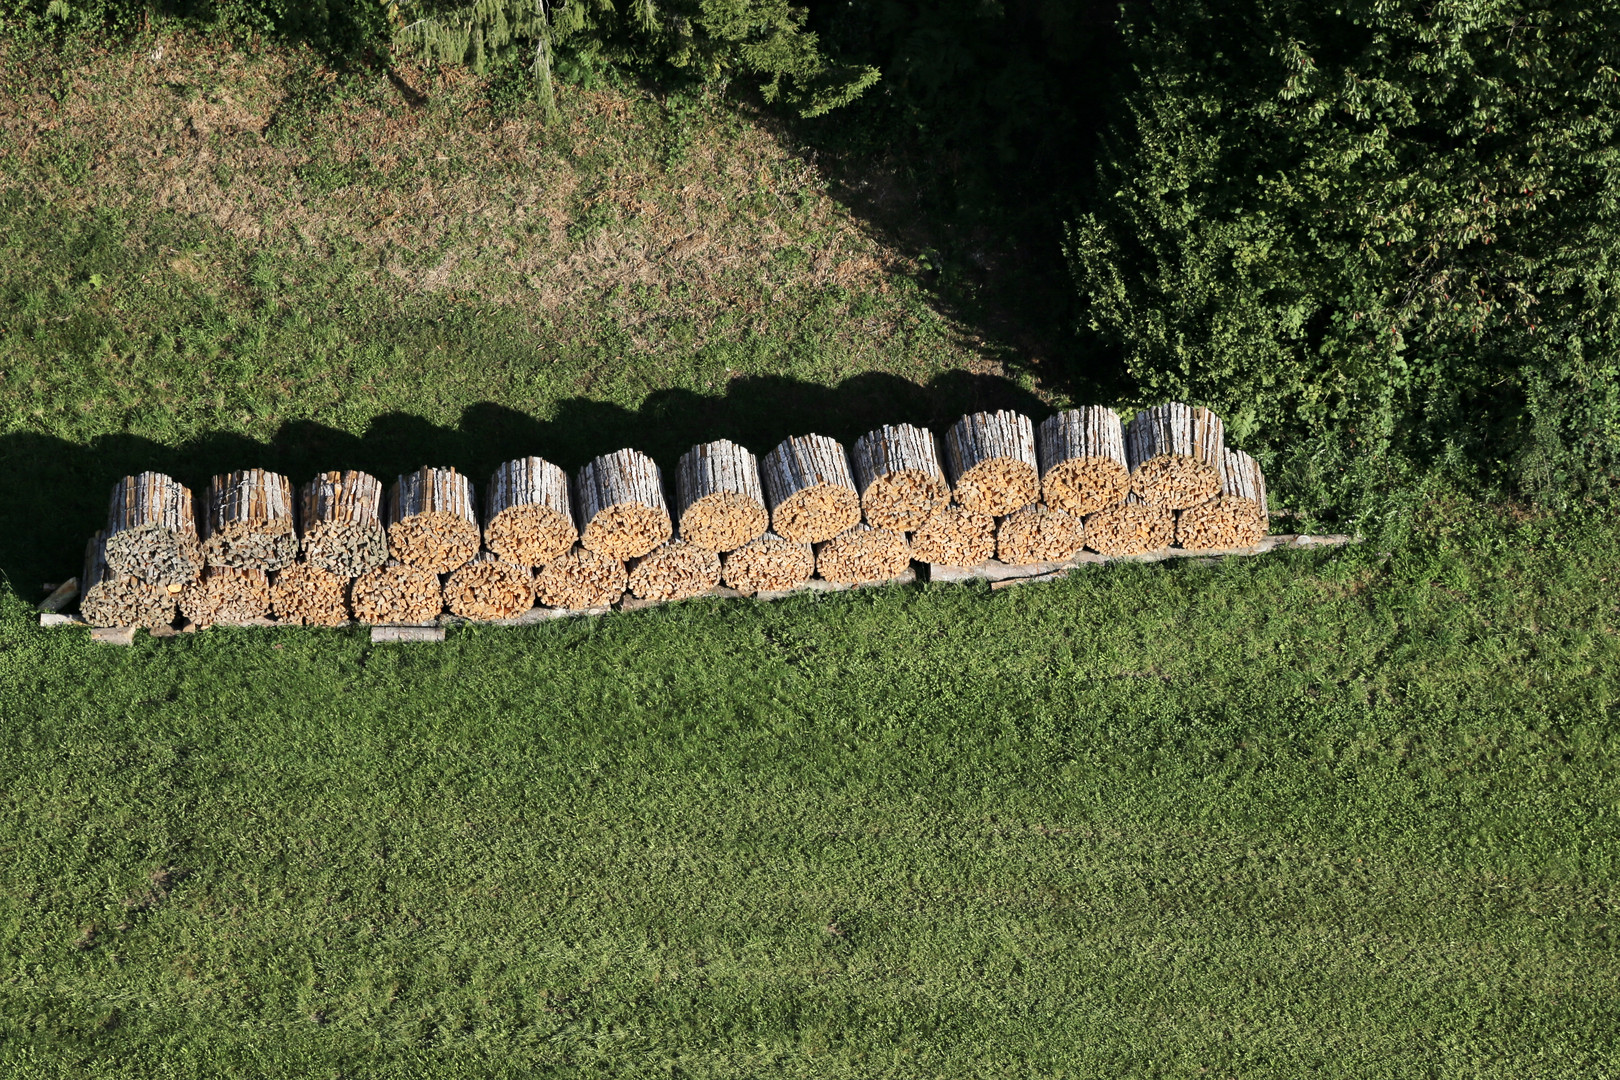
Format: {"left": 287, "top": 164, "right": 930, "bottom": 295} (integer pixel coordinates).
{"left": 2, "top": 370, "right": 1046, "bottom": 597}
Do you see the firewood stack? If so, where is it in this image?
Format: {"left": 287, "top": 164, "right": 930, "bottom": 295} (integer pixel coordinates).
{"left": 627, "top": 538, "right": 722, "bottom": 602}
{"left": 103, "top": 472, "right": 204, "bottom": 586}
{"left": 1176, "top": 448, "right": 1269, "bottom": 550}
{"left": 200, "top": 469, "right": 299, "bottom": 571}
{"left": 675, "top": 440, "right": 768, "bottom": 553}
{"left": 179, "top": 566, "right": 271, "bottom": 625}
{"left": 720, "top": 532, "right": 814, "bottom": 594}
{"left": 996, "top": 505, "right": 1087, "bottom": 565}
{"left": 534, "top": 545, "right": 626, "bottom": 610}
{"left": 945, "top": 411, "right": 1040, "bottom": 516}
{"left": 81, "top": 531, "right": 178, "bottom": 629}
{"left": 444, "top": 551, "right": 535, "bottom": 620}
{"left": 1085, "top": 493, "right": 1175, "bottom": 557}
{"left": 351, "top": 560, "right": 444, "bottom": 624}
{"left": 762, "top": 435, "right": 862, "bottom": 543}
{"left": 485, "top": 457, "right": 578, "bottom": 567}
{"left": 1125, "top": 402, "right": 1225, "bottom": 509}
{"left": 576, "top": 450, "right": 673, "bottom": 560}
{"left": 910, "top": 506, "right": 995, "bottom": 566}
{"left": 270, "top": 564, "right": 350, "bottom": 626}
{"left": 299, "top": 470, "right": 388, "bottom": 577}
{"left": 387, "top": 467, "right": 481, "bottom": 573}
{"left": 815, "top": 524, "right": 911, "bottom": 584}
{"left": 851, "top": 424, "right": 951, "bottom": 532}
{"left": 1038, "top": 407, "right": 1130, "bottom": 515}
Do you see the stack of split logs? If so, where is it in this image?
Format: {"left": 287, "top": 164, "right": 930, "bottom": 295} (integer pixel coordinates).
{"left": 72, "top": 401, "right": 1268, "bottom": 628}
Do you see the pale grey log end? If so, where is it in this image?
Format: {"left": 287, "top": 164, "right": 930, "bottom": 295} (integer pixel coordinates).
{"left": 90, "top": 626, "right": 137, "bottom": 645}
{"left": 372, "top": 625, "right": 446, "bottom": 643}
{"left": 39, "top": 612, "right": 86, "bottom": 628}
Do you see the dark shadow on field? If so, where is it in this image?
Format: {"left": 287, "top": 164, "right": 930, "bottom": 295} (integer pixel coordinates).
{"left": 1, "top": 370, "right": 1045, "bottom": 598}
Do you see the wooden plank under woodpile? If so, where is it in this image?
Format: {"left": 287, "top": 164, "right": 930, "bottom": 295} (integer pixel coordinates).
{"left": 103, "top": 471, "right": 204, "bottom": 586}
{"left": 300, "top": 470, "right": 388, "bottom": 577}
{"left": 675, "top": 440, "right": 769, "bottom": 553}
{"left": 1176, "top": 448, "right": 1269, "bottom": 551}
{"left": 269, "top": 563, "right": 350, "bottom": 626}
{"left": 444, "top": 551, "right": 535, "bottom": 620}
{"left": 762, "top": 434, "right": 862, "bottom": 544}
{"left": 179, "top": 566, "right": 271, "bottom": 625}
{"left": 719, "top": 531, "right": 814, "bottom": 594}
{"left": 850, "top": 423, "right": 951, "bottom": 532}
{"left": 1038, "top": 407, "right": 1130, "bottom": 515}
{"left": 387, "top": 466, "right": 481, "bottom": 573}
{"left": 1085, "top": 493, "right": 1175, "bottom": 556}
{"left": 1125, "top": 402, "right": 1225, "bottom": 509}
{"left": 485, "top": 457, "right": 578, "bottom": 567}
{"left": 533, "top": 544, "right": 626, "bottom": 610}
{"left": 909, "top": 505, "right": 995, "bottom": 566}
{"left": 200, "top": 468, "right": 300, "bottom": 571}
{"left": 814, "top": 523, "right": 911, "bottom": 584}
{"left": 944, "top": 410, "right": 1040, "bottom": 516}
{"left": 996, "top": 504, "right": 1088, "bottom": 565}
{"left": 576, "top": 449, "right": 673, "bottom": 561}
{"left": 351, "top": 559, "right": 444, "bottom": 624}
{"left": 81, "top": 531, "right": 178, "bottom": 629}
{"left": 627, "top": 537, "right": 722, "bottom": 602}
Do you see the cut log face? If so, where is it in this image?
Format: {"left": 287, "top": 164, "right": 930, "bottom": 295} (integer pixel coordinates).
{"left": 996, "top": 504, "right": 1087, "bottom": 565}
{"left": 534, "top": 544, "right": 626, "bottom": 610}
{"left": 851, "top": 424, "right": 951, "bottom": 532}
{"left": 814, "top": 523, "right": 911, "bottom": 585}
{"left": 675, "top": 441, "right": 768, "bottom": 553}
{"left": 387, "top": 467, "right": 481, "bottom": 574}
{"left": 485, "top": 457, "right": 578, "bottom": 567}
{"left": 351, "top": 560, "right": 444, "bottom": 624}
{"left": 1176, "top": 448, "right": 1268, "bottom": 550}
{"left": 627, "top": 539, "right": 722, "bottom": 602}
{"left": 179, "top": 566, "right": 271, "bottom": 625}
{"left": 444, "top": 551, "right": 535, "bottom": 620}
{"left": 1038, "top": 407, "right": 1130, "bottom": 516}
{"left": 762, "top": 434, "right": 862, "bottom": 543}
{"left": 103, "top": 472, "right": 204, "bottom": 586}
{"left": 909, "top": 505, "right": 995, "bottom": 566}
{"left": 1125, "top": 402, "right": 1226, "bottom": 509}
{"left": 1085, "top": 495, "right": 1175, "bottom": 556}
{"left": 944, "top": 411, "right": 1040, "bottom": 516}
{"left": 575, "top": 450, "right": 672, "bottom": 561}
{"left": 81, "top": 530, "right": 177, "bottom": 629}
{"left": 720, "top": 531, "right": 814, "bottom": 594}
{"left": 201, "top": 469, "right": 300, "bottom": 571}
{"left": 300, "top": 470, "right": 388, "bottom": 577}
{"left": 270, "top": 563, "right": 350, "bottom": 626}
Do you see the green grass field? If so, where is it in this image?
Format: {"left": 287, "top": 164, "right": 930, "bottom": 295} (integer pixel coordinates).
{"left": 2, "top": 31, "right": 1618, "bottom": 1078}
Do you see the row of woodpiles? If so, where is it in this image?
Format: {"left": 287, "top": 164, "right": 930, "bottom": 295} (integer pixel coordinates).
{"left": 75, "top": 402, "right": 1267, "bottom": 627}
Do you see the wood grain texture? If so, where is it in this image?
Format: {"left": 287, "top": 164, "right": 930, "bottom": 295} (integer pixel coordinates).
{"left": 351, "top": 559, "right": 444, "bottom": 624}
{"left": 850, "top": 424, "right": 950, "bottom": 532}
{"left": 1038, "top": 407, "right": 1129, "bottom": 515}
{"left": 300, "top": 470, "right": 388, "bottom": 577}
{"left": 627, "top": 539, "right": 722, "bottom": 602}
{"left": 719, "top": 531, "right": 814, "bottom": 594}
{"left": 81, "top": 530, "right": 178, "bottom": 629}
{"left": 485, "top": 457, "right": 578, "bottom": 567}
{"left": 909, "top": 505, "right": 995, "bottom": 566}
{"left": 1125, "top": 402, "right": 1226, "bottom": 509}
{"left": 814, "top": 523, "right": 911, "bottom": 585}
{"left": 534, "top": 544, "right": 627, "bottom": 610}
{"left": 444, "top": 551, "right": 535, "bottom": 620}
{"left": 996, "top": 504, "right": 1087, "bottom": 565}
{"left": 675, "top": 440, "right": 768, "bottom": 553}
{"left": 270, "top": 563, "right": 350, "bottom": 626}
{"left": 944, "top": 411, "right": 1039, "bottom": 516}
{"left": 103, "top": 472, "right": 203, "bottom": 586}
{"left": 761, "top": 434, "right": 862, "bottom": 543}
{"left": 575, "top": 449, "right": 672, "bottom": 561}
{"left": 178, "top": 565, "right": 271, "bottom": 625}
{"left": 1176, "top": 448, "right": 1269, "bottom": 550}
{"left": 387, "top": 467, "right": 481, "bottom": 573}
{"left": 201, "top": 469, "right": 300, "bottom": 571}
{"left": 1085, "top": 493, "right": 1175, "bottom": 556}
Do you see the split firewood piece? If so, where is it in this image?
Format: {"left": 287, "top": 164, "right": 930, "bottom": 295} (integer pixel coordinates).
{"left": 909, "top": 505, "right": 995, "bottom": 566}
{"left": 485, "top": 457, "right": 578, "bottom": 567}
{"left": 387, "top": 467, "right": 481, "bottom": 573}
{"left": 103, "top": 471, "right": 204, "bottom": 585}
{"left": 444, "top": 551, "right": 535, "bottom": 620}
{"left": 351, "top": 559, "right": 444, "bottom": 624}
{"left": 1038, "top": 407, "right": 1130, "bottom": 515}
{"left": 300, "top": 470, "right": 388, "bottom": 577}
{"left": 1085, "top": 493, "right": 1175, "bottom": 556}
{"left": 200, "top": 469, "right": 299, "bottom": 571}
{"left": 627, "top": 537, "right": 722, "bottom": 602}
{"left": 81, "top": 531, "right": 177, "bottom": 629}
{"left": 270, "top": 563, "right": 350, "bottom": 627}
{"left": 1124, "top": 402, "right": 1226, "bottom": 509}
{"left": 944, "top": 410, "right": 1040, "bottom": 516}
{"left": 178, "top": 566, "right": 271, "bottom": 625}
{"left": 814, "top": 523, "right": 911, "bottom": 585}
{"left": 575, "top": 449, "right": 672, "bottom": 561}
{"left": 720, "top": 531, "right": 814, "bottom": 594}
{"left": 675, "top": 440, "right": 768, "bottom": 553}
{"left": 1176, "top": 448, "right": 1269, "bottom": 550}
{"left": 850, "top": 423, "right": 951, "bottom": 532}
{"left": 533, "top": 544, "right": 626, "bottom": 610}
{"left": 762, "top": 434, "right": 862, "bottom": 543}
{"left": 996, "top": 504, "right": 1087, "bottom": 565}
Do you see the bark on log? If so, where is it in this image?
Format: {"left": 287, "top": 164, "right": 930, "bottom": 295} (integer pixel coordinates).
{"left": 1125, "top": 402, "right": 1226, "bottom": 509}
{"left": 909, "top": 505, "right": 995, "bottom": 566}
{"left": 1038, "top": 407, "right": 1130, "bottom": 515}
{"left": 270, "top": 563, "right": 350, "bottom": 627}
{"left": 444, "top": 551, "right": 535, "bottom": 620}
{"left": 1085, "top": 493, "right": 1175, "bottom": 556}
{"left": 850, "top": 423, "right": 950, "bottom": 532}
{"left": 387, "top": 467, "right": 481, "bottom": 573}
{"left": 200, "top": 469, "right": 299, "bottom": 571}
{"left": 533, "top": 544, "right": 627, "bottom": 610}
{"left": 179, "top": 566, "right": 271, "bottom": 625}
{"left": 1175, "top": 448, "right": 1269, "bottom": 551}
{"left": 81, "top": 530, "right": 177, "bottom": 629}
{"left": 575, "top": 450, "right": 672, "bottom": 561}
{"left": 627, "top": 538, "right": 722, "bottom": 602}
{"left": 762, "top": 434, "right": 862, "bottom": 543}
{"left": 814, "top": 524, "right": 911, "bottom": 585}
{"left": 675, "top": 440, "right": 768, "bottom": 553}
{"left": 996, "top": 504, "right": 1088, "bottom": 565}
{"left": 944, "top": 411, "right": 1040, "bottom": 516}
{"left": 299, "top": 470, "right": 388, "bottom": 577}
{"left": 351, "top": 559, "right": 444, "bottom": 624}
{"left": 720, "top": 531, "right": 814, "bottom": 594}
{"left": 485, "top": 457, "right": 578, "bottom": 567}
{"left": 103, "top": 472, "right": 203, "bottom": 586}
